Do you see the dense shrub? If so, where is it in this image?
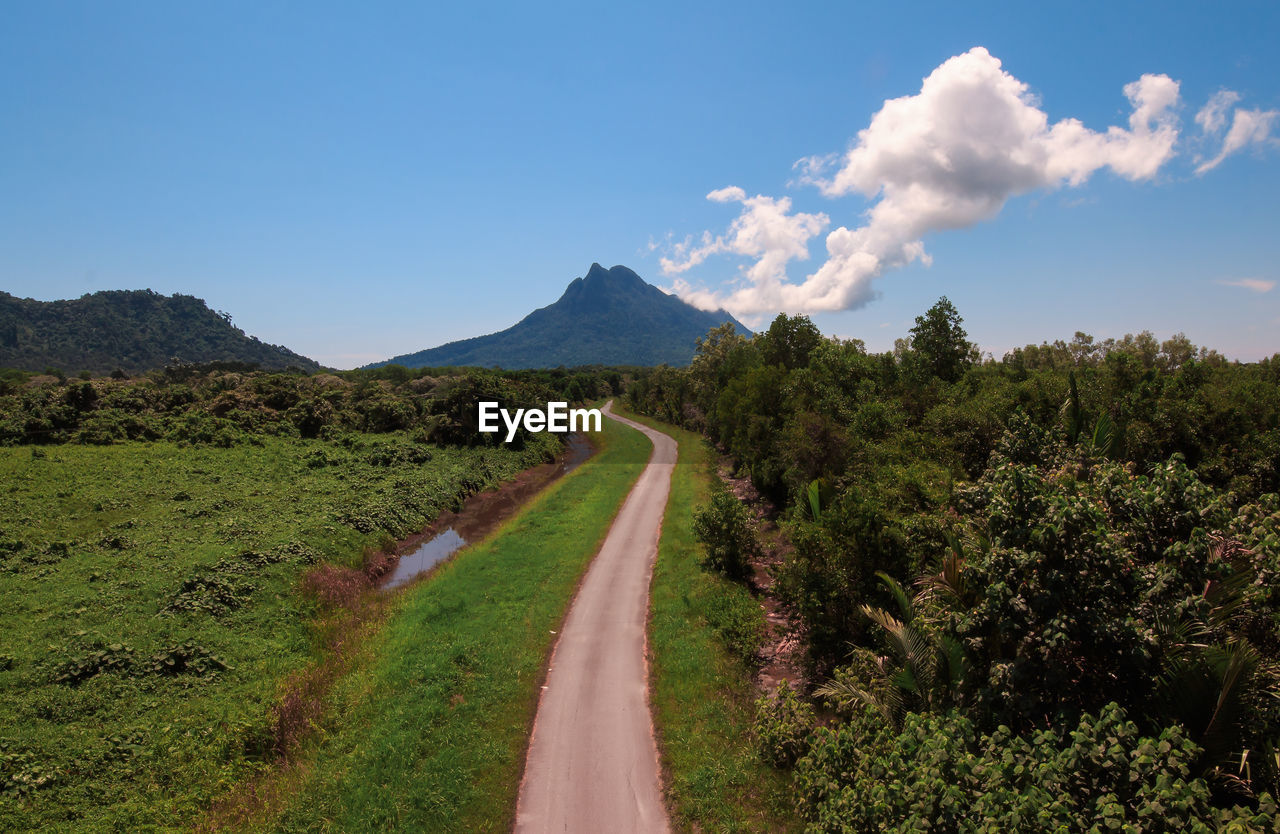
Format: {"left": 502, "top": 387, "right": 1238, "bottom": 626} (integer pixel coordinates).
{"left": 0, "top": 364, "right": 617, "bottom": 448}
{"left": 794, "top": 704, "right": 1278, "bottom": 832}
{"left": 700, "top": 580, "right": 766, "bottom": 664}
{"left": 753, "top": 680, "right": 815, "bottom": 768}
{"left": 692, "top": 489, "right": 759, "bottom": 581}
{"left": 777, "top": 494, "right": 909, "bottom": 673}
{"left": 630, "top": 303, "right": 1280, "bottom": 822}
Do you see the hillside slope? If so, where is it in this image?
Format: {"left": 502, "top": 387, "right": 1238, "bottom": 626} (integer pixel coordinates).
{"left": 0, "top": 289, "right": 322, "bottom": 374}
{"left": 372, "top": 264, "right": 751, "bottom": 369}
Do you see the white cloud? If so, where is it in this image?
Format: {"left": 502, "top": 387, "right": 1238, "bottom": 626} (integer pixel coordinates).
{"left": 1217, "top": 277, "right": 1275, "bottom": 293}
{"left": 1196, "top": 90, "right": 1241, "bottom": 134}
{"left": 663, "top": 47, "right": 1184, "bottom": 316}
{"left": 660, "top": 188, "right": 828, "bottom": 311}
{"left": 1195, "top": 105, "right": 1279, "bottom": 174}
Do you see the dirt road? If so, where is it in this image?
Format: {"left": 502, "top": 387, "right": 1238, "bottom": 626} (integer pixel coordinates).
{"left": 514, "top": 402, "right": 673, "bottom": 833}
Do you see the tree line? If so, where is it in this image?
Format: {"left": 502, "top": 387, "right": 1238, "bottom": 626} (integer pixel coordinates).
{"left": 0, "top": 362, "right": 624, "bottom": 449}
{"left": 629, "top": 300, "right": 1280, "bottom": 829}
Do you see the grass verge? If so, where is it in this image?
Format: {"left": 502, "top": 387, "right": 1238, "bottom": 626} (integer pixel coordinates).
{"left": 244, "top": 415, "right": 652, "bottom": 832}
{"left": 619, "top": 408, "right": 798, "bottom": 833}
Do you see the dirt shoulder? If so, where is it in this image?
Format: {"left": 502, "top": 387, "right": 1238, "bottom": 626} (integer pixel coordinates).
{"left": 717, "top": 461, "right": 807, "bottom": 695}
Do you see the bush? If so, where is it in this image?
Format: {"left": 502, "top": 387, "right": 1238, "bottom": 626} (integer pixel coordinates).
{"left": 776, "top": 494, "right": 909, "bottom": 674}
{"left": 701, "top": 581, "right": 765, "bottom": 664}
{"left": 165, "top": 573, "right": 254, "bottom": 615}
{"left": 692, "top": 489, "right": 758, "bottom": 581}
{"left": 52, "top": 643, "right": 137, "bottom": 685}
{"left": 148, "top": 640, "right": 231, "bottom": 677}
{"left": 752, "top": 680, "right": 815, "bottom": 768}
{"left": 793, "top": 703, "right": 1279, "bottom": 832}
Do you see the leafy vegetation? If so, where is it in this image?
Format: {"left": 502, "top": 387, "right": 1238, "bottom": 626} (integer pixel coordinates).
{"left": 0, "top": 289, "right": 322, "bottom": 375}
{"left": 692, "top": 487, "right": 760, "bottom": 581}
{"left": 0, "top": 361, "right": 619, "bottom": 448}
{"left": 794, "top": 704, "right": 1276, "bottom": 832}
{"left": 0, "top": 360, "right": 631, "bottom": 830}
{"left": 752, "top": 682, "right": 815, "bottom": 770}
{"left": 629, "top": 303, "right": 1280, "bottom": 828}
{"left": 0, "top": 431, "right": 562, "bottom": 830}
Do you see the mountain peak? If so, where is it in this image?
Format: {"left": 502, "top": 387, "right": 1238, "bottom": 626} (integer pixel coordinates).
{"left": 369, "top": 264, "right": 752, "bottom": 370}
{"left": 582, "top": 263, "right": 644, "bottom": 287}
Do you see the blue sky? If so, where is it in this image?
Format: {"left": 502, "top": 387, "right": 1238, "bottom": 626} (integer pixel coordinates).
{"left": 2, "top": 1, "right": 1278, "bottom": 367}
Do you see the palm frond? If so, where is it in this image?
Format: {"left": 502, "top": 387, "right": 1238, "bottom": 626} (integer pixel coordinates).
{"left": 875, "top": 571, "right": 914, "bottom": 622}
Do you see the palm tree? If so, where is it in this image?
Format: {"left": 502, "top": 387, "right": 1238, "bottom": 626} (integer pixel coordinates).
{"left": 1156, "top": 535, "right": 1280, "bottom": 798}
{"left": 817, "top": 570, "right": 969, "bottom": 727}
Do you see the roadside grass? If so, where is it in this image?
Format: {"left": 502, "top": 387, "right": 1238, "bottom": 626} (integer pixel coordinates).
{"left": 0, "top": 433, "right": 557, "bottom": 831}
{"left": 251, "top": 416, "right": 651, "bottom": 832}
{"left": 618, "top": 408, "right": 799, "bottom": 833}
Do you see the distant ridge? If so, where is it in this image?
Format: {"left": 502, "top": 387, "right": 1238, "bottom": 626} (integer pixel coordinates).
{"left": 0, "top": 289, "right": 322, "bottom": 375}
{"left": 370, "top": 263, "right": 752, "bottom": 369}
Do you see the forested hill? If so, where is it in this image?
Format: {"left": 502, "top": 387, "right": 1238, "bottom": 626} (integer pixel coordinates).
{"left": 0, "top": 289, "right": 322, "bottom": 374}
{"left": 369, "top": 263, "right": 752, "bottom": 369}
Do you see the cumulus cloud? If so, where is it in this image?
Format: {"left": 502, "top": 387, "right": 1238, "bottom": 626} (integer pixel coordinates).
{"left": 1217, "top": 278, "right": 1275, "bottom": 293}
{"left": 660, "top": 187, "right": 829, "bottom": 311}
{"left": 663, "top": 47, "right": 1187, "bottom": 316}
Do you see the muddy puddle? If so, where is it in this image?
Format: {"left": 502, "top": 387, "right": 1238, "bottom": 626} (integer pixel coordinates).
{"left": 379, "top": 433, "right": 595, "bottom": 590}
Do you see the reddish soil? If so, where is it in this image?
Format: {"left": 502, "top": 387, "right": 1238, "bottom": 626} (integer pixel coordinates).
{"left": 717, "top": 461, "right": 807, "bottom": 696}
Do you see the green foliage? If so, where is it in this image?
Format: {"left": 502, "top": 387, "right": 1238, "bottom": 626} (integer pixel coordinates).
{"left": 906, "top": 296, "right": 978, "bottom": 383}
{"left": 165, "top": 573, "right": 255, "bottom": 616}
{"left": 147, "top": 640, "right": 231, "bottom": 677}
{"left": 0, "top": 426, "right": 556, "bottom": 830}
{"left": 52, "top": 643, "right": 138, "bottom": 686}
{"left": 816, "top": 572, "right": 968, "bottom": 725}
{"left": 1, "top": 744, "right": 60, "bottom": 799}
{"left": 0, "top": 364, "right": 610, "bottom": 449}
{"left": 759, "top": 313, "right": 823, "bottom": 371}
{"left": 50, "top": 639, "right": 230, "bottom": 685}
{"left": 778, "top": 494, "right": 910, "bottom": 672}
{"left": 753, "top": 681, "right": 816, "bottom": 769}
{"left": 794, "top": 703, "right": 1278, "bottom": 833}
{"left": 701, "top": 581, "right": 767, "bottom": 665}
{"left": 628, "top": 302, "right": 1280, "bottom": 823}
{"left": 0, "top": 289, "right": 321, "bottom": 375}
{"left": 692, "top": 489, "right": 760, "bottom": 581}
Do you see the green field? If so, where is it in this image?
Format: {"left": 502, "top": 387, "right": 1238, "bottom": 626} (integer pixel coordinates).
{"left": 246, "top": 416, "right": 650, "bottom": 832}
{"left": 0, "top": 432, "right": 558, "bottom": 831}
{"left": 3, "top": 401, "right": 794, "bottom": 832}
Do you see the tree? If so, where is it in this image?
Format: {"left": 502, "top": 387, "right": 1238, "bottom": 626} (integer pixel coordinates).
{"left": 692, "top": 489, "right": 759, "bottom": 581}
{"left": 759, "top": 313, "right": 823, "bottom": 371}
{"left": 908, "top": 297, "right": 976, "bottom": 383}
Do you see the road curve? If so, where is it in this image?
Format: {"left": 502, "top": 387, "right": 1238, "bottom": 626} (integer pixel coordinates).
{"left": 515, "top": 401, "right": 673, "bottom": 834}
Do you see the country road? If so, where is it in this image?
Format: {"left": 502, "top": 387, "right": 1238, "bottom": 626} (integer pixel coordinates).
{"left": 514, "top": 402, "right": 674, "bottom": 834}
